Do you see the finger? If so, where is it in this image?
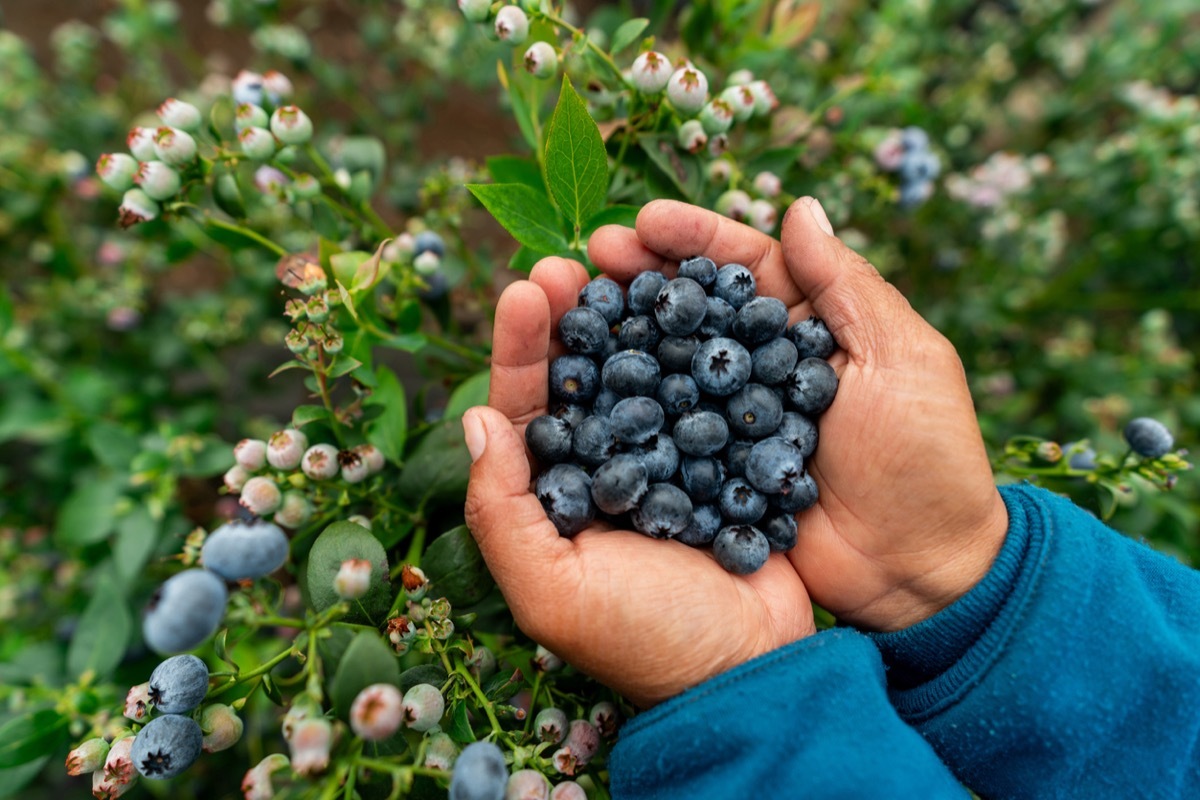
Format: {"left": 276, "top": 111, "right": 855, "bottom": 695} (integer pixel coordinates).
{"left": 635, "top": 200, "right": 803, "bottom": 306}
{"left": 529, "top": 257, "right": 591, "bottom": 359}
{"left": 463, "top": 407, "right": 575, "bottom": 624}
{"left": 589, "top": 224, "right": 676, "bottom": 282}
{"left": 489, "top": 280, "right": 551, "bottom": 425}
{"left": 780, "top": 197, "right": 921, "bottom": 360}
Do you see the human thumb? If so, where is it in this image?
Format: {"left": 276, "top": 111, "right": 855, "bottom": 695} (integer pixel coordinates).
{"left": 781, "top": 196, "right": 922, "bottom": 360}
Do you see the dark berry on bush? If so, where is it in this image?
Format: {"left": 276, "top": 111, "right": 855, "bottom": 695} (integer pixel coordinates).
{"left": 1124, "top": 417, "right": 1174, "bottom": 458}
{"left": 718, "top": 477, "right": 767, "bottom": 525}
{"left": 726, "top": 383, "right": 784, "bottom": 439}
{"left": 627, "top": 271, "right": 668, "bottom": 316}
{"left": 672, "top": 410, "right": 730, "bottom": 456}
{"left": 751, "top": 337, "right": 798, "bottom": 385}
{"left": 572, "top": 416, "right": 617, "bottom": 467}
{"left": 143, "top": 569, "right": 228, "bottom": 655}
{"left": 770, "top": 471, "right": 818, "bottom": 513}
{"left": 591, "top": 454, "right": 650, "bottom": 515}
{"left": 678, "top": 255, "right": 717, "bottom": 287}
{"left": 657, "top": 373, "right": 700, "bottom": 416}
{"left": 610, "top": 397, "right": 665, "bottom": 445}
{"left": 713, "top": 525, "right": 770, "bottom": 574}
{"left": 526, "top": 415, "right": 574, "bottom": 464}
{"left": 578, "top": 277, "right": 624, "bottom": 326}
{"left": 536, "top": 464, "right": 595, "bottom": 537}
{"left": 714, "top": 263, "right": 756, "bottom": 309}
{"left": 549, "top": 355, "right": 600, "bottom": 403}
{"left": 617, "top": 315, "right": 661, "bottom": 352}
{"left": 699, "top": 296, "right": 735, "bottom": 338}
{"left": 785, "top": 357, "right": 839, "bottom": 416}
{"left": 552, "top": 404, "right": 588, "bottom": 429}
{"left": 148, "top": 654, "right": 209, "bottom": 714}
{"left": 1066, "top": 443, "right": 1097, "bottom": 471}
{"left": 775, "top": 412, "right": 818, "bottom": 458}
{"left": 654, "top": 277, "right": 708, "bottom": 336}
{"left": 592, "top": 388, "right": 619, "bottom": 418}
{"left": 732, "top": 297, "right": 789, "bottom": 345}
{"left": 789, "top": 316, "right": 836, "bottom": 360}
{"left": 657, "top": 335, "right": 700, "bottom": 373}
{"left": 761, "top": 513, "right": 799, "bottom": 552}
{"left": 900, "top": 150, "right": 941, "bottom": 184}
{"left": 692, "top": 337, "right": 752, "bottom": 397}
{"left": 745, "top": 437, "right": 806, "bottom": 495}
{"left": 602, "top": 350, "right": 661, "bottom": 397}
{"left": 631, "top": 483, "right": 693, "bottom": 538}
{"left": 559, "top": 307, "right": 610, "bottom": 355}
{"left": 132, "top": 715, "right": 203, "bottom": 780}
{"left": 676, "top": 503, "right": 722, "bottom": 546}
{"left": 201, "top": 519, "right": 289, "bottom": 581}
{"left": 680, "top": 456, "right": 724, "bottom": 503}
{"left": 724, "top": 439, "right": 754, "bottom": 478}
{"left": 629, "top": 434, "right": 680, "bottom": 482}
{"left": 450, "top": 741, "right": 508, "bottom": 800}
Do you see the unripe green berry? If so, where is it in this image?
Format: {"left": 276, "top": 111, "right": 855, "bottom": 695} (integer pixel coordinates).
{"left": 96, "top": 153, "right": 139, "bottom": 191}
{"left": 402, "top": 683, "right": 445, "bottom": 732}
{"left": 273, "top": 491, "right": 313, "bottom": 528}
{"left": 676, "top": 119, "right": 707, "bottom": 153}
{"left": 239, "top": 126, "right": 277, "bottom": 161}
{"left": 153, "top": 126, "right": 197, "bottom": 166}
{"left": 200, "top": 704, "right": 244, "bottom": 753}
{"left": 291, "top": 172, "right": 321, "bottom": 199}
{"left": 458, "top": 0, "right": 491, "bottom": 23}
{"left": 720, "top": 85, "right": 756, "bottom": 122}
{"left": 157, "top": 98, "right": 202, "bottom": 132}
{"left": 118, "top": 188, "right": 160, "bottom": 227}
{"left": 127, "top": 126, "right": 157, "bottom": 160}
{"left": 65, "top": 738, "right": 110, "bottom": 776}
{"left": 715, "top": 188, "right": 752, "bottom": 222}
{"left": 134, "top": 160, "right": 182, "bottom": 201}
{"left": 234, "top": 103, "right": 270, "bottom": 132}
{"left": 699, "top": 98, "right": 734, "bottom": 136}
{"left": 270, "top": 105, "right": 313, "bottom": 146}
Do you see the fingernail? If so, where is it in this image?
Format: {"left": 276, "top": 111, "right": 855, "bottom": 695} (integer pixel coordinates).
{"left": 806, "top": 197, "right": 835, "bottom": 236}
{"left": 462, "top": 409, "right": 487, "bottom": 463}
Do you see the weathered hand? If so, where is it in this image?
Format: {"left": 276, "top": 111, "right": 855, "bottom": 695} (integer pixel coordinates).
{"left": 588, "top": 198, "right": 1008, "bottom": 631}
{"left": 462, "top": 258, "right": 815, "bottom": 708}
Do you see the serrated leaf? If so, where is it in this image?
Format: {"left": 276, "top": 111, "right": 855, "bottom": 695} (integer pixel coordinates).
{"left": 396, "top": 421, "right": 472, "bottom": 505}
{"left": 366, "top": 367, "right": 407, "bottom": 465}
{"left": 67, "top": 575, "right": 131, "bottom": 680}
{"left": 330, "top": 632, "right": 400, "bottom": 719}
{"left": 610, "top": 18, "right": 649, "bottom": 54}
{"left": 467, "top": 183, "right": 569, "bottom": 254}
{"left": 306, "top": 521, "right": 392, "bottom": 624}
{"left": 583, "top": 204, "right": 640, "bottom": 237}
{"left": 292, "top": 404, "right": 329, "bottom": 429}
{"left": 0, "top": 708, "right": 69, "bottom": 768}
{"left": 53, "top": 476, "right": 124, "bottom": 546}
{"left": 444, "top": 371, "right": 490, "bottom": 420}
{"left": 545, "top": 76, "right": 609, "bottom": 234}
{"left": 423, "top": 525, "right": 495, "bottom": 607}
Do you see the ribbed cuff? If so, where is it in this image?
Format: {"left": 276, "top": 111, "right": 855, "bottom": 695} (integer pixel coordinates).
{"left": 865, "top": 483, "right": 1051, "bottom": 719}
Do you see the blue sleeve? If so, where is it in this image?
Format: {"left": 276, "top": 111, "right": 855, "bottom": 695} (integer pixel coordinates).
{"left": 609, "top": 629, "right": 968, "bottom": 799}
{"left": 869, "top": 483, "right": 1200, "bottom": 797}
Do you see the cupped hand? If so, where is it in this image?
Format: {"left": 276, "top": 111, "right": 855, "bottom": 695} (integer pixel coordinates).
{"left": 462, "top": 258, "right": 815, "bottom": 708}
{"left": 587, "top": 198, "right": 1009, "bottom": 632}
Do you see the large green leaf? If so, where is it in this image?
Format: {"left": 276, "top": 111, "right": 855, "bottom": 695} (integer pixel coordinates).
{"left": 67, "top": 574, "right": 132, "bottom": 680}
{"left": 330, "top": 632, "right": 400, "bottom": 719}
{"left": 0, "top": 755, "right": 50, "bottom": 799}
{"left": 306, "top": 522, "right": 392, "bottom": 624}
{"left": 466, "top": 183, "right": 569, "bottom": 254}
{"left": 583, "top": 204, "right": 641, "bottom": 237}
{"left": 610, "top": 17, "right": 649, "bottom": 54}
{"left": 0, "top": 708, "right": 69, "bottom": 769}
{"left": 423, "top": 525, "right": 495, "bottom": 607}
{"left": 443, "top": 370, "right": 490, "bottom": 420}
{"left": 544, "top": 76, "right": 609, "bottom": 235}
{"left": 366, "top": 367, "right": 408, "bottom": 465}
{"left": 396, "top": 421, "right": 471, "bottom": 505}
{"left": 53, "top": 476, "right": 124, "bottom": 546}
{"left": 486, "top": 155, "right": 546, "bottom": 193}
{"left": 113, "top": 506, "right": 159, "bottom": 583}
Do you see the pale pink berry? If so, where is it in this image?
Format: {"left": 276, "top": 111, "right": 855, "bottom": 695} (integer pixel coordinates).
{"left": 334, "top": 558, "right": 373, "bottom": 600}
{"left": 242, "top": 753, "right": 289, "bottom": 800}
{"left": 347, "top": 514, "right": 373, "bottom": 531}
{"left": 706, "top": 159, "right": 733, "bottom": 184}
{"left": 676, "top": 119, "right": 707, "bottom": 154}
{"left": 157, "top": 98, "right": 202, "bottom": 132}
{"left": 564, "top": 720, "right": 600, "bottom": 763}
{"left": 349, "top": 683, "right": 404, "bottom": 740}
{"left": 873, "top": 130, "right": 905, "bottom": 172}
{"left": 224, "top": 464, "right": 250, "bottom": 493}
{"left": 66, "top": 738, "right": 110, "bottom": 776}
{"left": 234, "top": 438, "right": 268, "bottom": 471}
{"left": 507, "top": 769, "right": 552, "bottom": 800}
{"left": 707, "top": 133, "right": 728, "bottom": 157}
{"left": 102, "top": 736, "right": 136, "bottom": 785}
{"left": 92, "top": 768, "right": 137, "bottom": 800}
{"left": 550, "top": 782, "right": 587, "bottom": 800}
{"left": 273, "top": 491, "right": 312, "bottom": 529}
{"left": 127, "top": 126, "right": 157, "bottom": 161}
{"left": 339, "top": 450, "right": 371, "bottom": 484}
{"left": 533, "top": 644, "right": 564, "bottom": 672}
{"left": 240, "top": 476, "right": 282, "bottom": 516}
{"left": 753, "top": 171, "right": 782, "bottom": 198}
{"left": 288, "top": 717, "right": 332, "bottom": 777}
{"left": 631, "top": 51, "right": 671, "bottom": 94}
{"left": 698, "top": 98, "right": 734, "bottom": 135}
{"left": 117, "top": 189, "right": 159, "bottom": 228}
{"left": 720, "top": 85, "right": 756, "bottom": 122}
{"left": 748, "top": 199, "right": 777, "bottom": 233}
{"left": 352, "top": 443, "right": 385, "bottom": 475}
{"left": 494, "top": 6, "right": 529, "bottom": 44}
{"left": 124, "top": 682, "right": 152, "bottom": 721}
{"left": 201, "top": 703, "right": 244, "bottom": 753}
{"left": 152, "top": 126, "right": 197, "bottom": 166}
{"left": 666, "top": 67, "right": 708, "bottom": 116}
{"left": 301, "top": 443, "right": 340, "bottom": 480}
{"left": 524, "top": 41, "right": 558, "bottom": 79}
{"left": 263, "top": 70, "right": 294, "bottom": 105}
{"left": 727, "top": 68, "right": 754, "bottom": 86}
{"left": 96, "top": 153, "right": 138, "bottom": 191}
{"left": 267, "top": 429, "right": 308, "bottom": 470}
{"left": 423, "top": 731, "right": 458, "bottom": 770}
{"left": 715, "top": 189, "right": 752, "bottom": 222}
{"left": 747, "top": 80, "right": 778, "bottom": 115}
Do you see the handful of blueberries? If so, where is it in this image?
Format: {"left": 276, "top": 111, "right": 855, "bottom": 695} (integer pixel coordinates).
{"left": 526, "top": 258, "right": 838, "bottom": 574}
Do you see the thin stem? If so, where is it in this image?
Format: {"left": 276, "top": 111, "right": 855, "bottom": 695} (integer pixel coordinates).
{"left": 207, "top": 646, "right": 295, "bottom": 700}
{"left": 201, "top": 215, "right": 288, "bottom": 257}
{"left": 540, "top": 11, "right": 627, "bottom": 86}
{"left": 455, "top": 661, "right": 504, "bottom": 736}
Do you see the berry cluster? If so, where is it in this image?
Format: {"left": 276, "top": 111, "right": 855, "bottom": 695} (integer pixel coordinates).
{"left": 527, "top": 260, "right": 838, "bottom": 574}
{"left": 67, "top": 655, "right": 243, "bottom": 796}
{"left": 875, "top": 126, "right": 942, "bottom": 208}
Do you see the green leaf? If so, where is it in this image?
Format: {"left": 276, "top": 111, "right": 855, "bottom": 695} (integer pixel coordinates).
{"left": 639, "top": 133, "right": 703, "bottom": 202}
{"left": 583, "top": 204, "right": 641, "bottom": 237}
{"left": 330, "top": 251, "right": 371, "bottom": 288}
{"left": 336, "top": 281, "right": 358, "bottom": 322}
{"left": 508, "top": 245, "right": 544, "bottom": 274}
{"left": 466, "top": 183, "right": 569, "bottom": 254}
{"left": 306, "top": 521, "right": 391, "bottom": 624}
{"left": 396, "top": 421, "right": 472, "bottom": 505}
{"left": 212, "top": 166, "right": 246, "bottom": 219}
{"left": 486, "top": 155, "right": 546, "bottom": 193}
{"left": 67, "top": 575, "right": 132, "bottom": 680}
{"left": 53, "top": 476, "right": 124, "bottom": 546}
{"left": 366, "top": 367, "right": 407, "bottom": 465}
{"left": 113, "top": 506, "right": 159, "bottom": 583}
{"left": 0, "top": 755, "right": 50, "bottom": 799}
{"left": 444, "top": 371, "right": 490, "bottom": 419}
{"left": 482, "top": 669, "right": 522, "bottom": 703}
{"left": 446, "top": 702, "right": 476, "bottom": 744}
{"left": 379, "top": 333, "right": 426, "bottom": 353}
{"left": 352, "top": 238, "right": 393, "bottom": 292}
{"left": 0, "top": 708, "right": 69, "bottom": 768}
{"left": 398, "top": 664, "right": 448, "bottom": 694}
{"left": 292, "top": 404, "right": 330, "bottom": 429}
{"left": 86, "top": 420, "right": 140, "bottom": 469}
{"left": 422, "top": 525, "right": 495, "bottom": 607}
{"left": 330, "top": 632, "right": 400, "bottom": 719}
{"left": 328, "top": 354, "right": 363, "bottom": 378}
{"left": 544, "top": 76, "right": 609, "bottom": 234}
{"left": 610, "top": 17, "right": 649, "bottom": 54}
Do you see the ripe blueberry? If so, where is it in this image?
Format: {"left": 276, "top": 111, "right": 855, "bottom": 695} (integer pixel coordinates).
{"left": 789, "top": 316, "right": 836, "bottom": 360}
{"left": 549, "top": 355, "right": 600, "bottom": 403}
{"left": 1124, "top": 417, "right": 1174, "bottom": 458}
{"left": 578, "top": 277, "right": 624, "bottom": 325}
{"left": 714, "top": 264, "right": 756, "bottom": 309}
{"left": 656, "top": 335, "right": 700, "bottom": 374}
{"left": 785, "top": 358, "right": 839, "bottom": 416}
{"left": 676, "top": 503, "right": 722, "bottom": 546}
{"left": 143, "top": 569, "right": 228, "bottom": 654}
{"left": 770, "top": 471, "right": 818, "bottom": 513}
{"left": 727, "top": 383, "right": 784, "bottom": 439}
{"left": 535, "top": 464, "right": 595, "bottom": 537}
{"left": 691, "top": 337, "right": 752, "bottom": 397}
{"left": 745, "top": 437, "right": 806, "bottom": 495}
{"left": 751, "top": 337, "right": 799, "bottom": 385}
{"left": 631, "top": 483, "right": 693, "bottom": 538}
{"left": 656, "top": 373, "right": 700, "bottom": 416}
{"left": 680, "top": 456, "right": 725, "bottom": 503}
{"left": 559, "top": 307, "right": 610, "bottom": 355}
{"left": 760, "top": 513, "right": 799, "bottom": 552}
{"left": 654, "top": 277, "right": 708, "bottom": 336}
{"left": 713, "top": 525, "right": 770, "bottom": 574}
{"left": 678, "top": 256, "right": 717, "bottom": 287}
{"left": 617, "top": 315, "right": 661, "bottom": 352}
{"left": 571, "top": 416, "right": 617, "bottom": 467}
{"left": 699, "top": 296, "right": 735, "bottom": 338}
{"left": 525, "top": 415, "right": 574, "bottom": 464}
{"left": 609, "top": 397, "right": 665, "bottom": 445}
{"left": 629, "top": 434, "right": 680, "bottom": 482}
{"left": 627, "top": 271, "right": 668, "bottom": 316}
{"left": 601, "top": 350, "right": 660, "bottom": 397}
{"left": 718, "top": 477, "right": 767, "bottom": 525}
{"left": 449, "top": 741, "right": 508, "bottom": 800}
{"left": 672, "top": 410, "right": 730, "bottom": 456}
{"left": 732, "top": 297, "right": 789, "bottom": 345}
{"left": 201, "top": 519, "right": 290, "bottom": 581}
{"left": 148, "top": 654, "right": 209, "bottom": 714}
{"left": 132, "top": 715, "right": 203, "bottom": 780}
{"left": 590, "top": 454, "right": 649, "bottom": 515}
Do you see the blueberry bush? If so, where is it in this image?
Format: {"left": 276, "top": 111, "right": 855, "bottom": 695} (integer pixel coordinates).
{"left": 0, "top": 1, "right": 1196, "bottom": 797}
